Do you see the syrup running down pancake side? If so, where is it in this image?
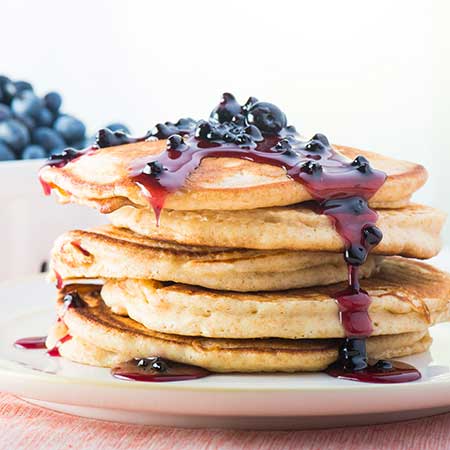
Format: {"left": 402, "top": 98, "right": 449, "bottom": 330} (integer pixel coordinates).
{"left": 36, "top": 93, "right": 421, "bottom": 383}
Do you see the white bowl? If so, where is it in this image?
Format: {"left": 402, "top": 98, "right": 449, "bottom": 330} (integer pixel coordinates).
{"left": 0, "top": 160, "right": 104, "bottom": 281}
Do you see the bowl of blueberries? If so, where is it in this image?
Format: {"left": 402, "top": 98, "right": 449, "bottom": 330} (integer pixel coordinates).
{"left": 0, "top": 75, "right": 129, "bottom": 281}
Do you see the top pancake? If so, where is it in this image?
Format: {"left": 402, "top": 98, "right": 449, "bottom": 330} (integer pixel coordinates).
{"left": 39, "top": 140, "right": 427, "bottom": 212}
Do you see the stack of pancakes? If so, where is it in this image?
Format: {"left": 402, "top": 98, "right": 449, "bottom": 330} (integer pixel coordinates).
{"left": 41, "top": 140, "right": 450, "bottom": 373}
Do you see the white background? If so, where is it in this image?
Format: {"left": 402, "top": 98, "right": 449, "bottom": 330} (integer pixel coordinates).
{"left": 0, "top": 0, "right": 448, "bottom": 273}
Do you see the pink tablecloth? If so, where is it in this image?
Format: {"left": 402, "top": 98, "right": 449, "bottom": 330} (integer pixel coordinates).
{"left": 0, "top": 392, "right": 449, "bottom": 450}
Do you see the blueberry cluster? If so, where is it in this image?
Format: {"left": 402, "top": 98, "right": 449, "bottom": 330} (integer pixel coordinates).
{"left": 0, "top": 75, "right": 88, "bottom": 161}
{"left": 193, "top": 93, "right": 294, "bottom": 147}
{"left": 0, "top": 75, "right": 131, "bottom": 161}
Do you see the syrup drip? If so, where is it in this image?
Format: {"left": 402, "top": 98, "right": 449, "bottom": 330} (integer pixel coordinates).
{"left": 111, "top": 357, "right": 210, "bottom": 382}
{"left": 14, "top": 336, "right": 47, "bottom": 350}
{"left": 39, "top": 146, "right": 99, "bottom": 196}
{"left": 327, "top": 355, "right": 421, "bottom": 383}
{"left": 54, "top": 270, "right": 63, "bottom": 289}
{"left": 71, "top": 240, "right": 91, "bottom": 257}
{"left": 14, "top": 291, "right": 80, "bottom": 357}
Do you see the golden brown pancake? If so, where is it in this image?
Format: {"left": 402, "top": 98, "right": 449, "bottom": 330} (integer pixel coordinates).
{"left": 108, "top": 203, "right": 446, "bottom": 258}
{"left": 100, "top": 258, "right": 450, "bottom": 339}
{"left": 46, "top": 285, "right": 431, "bottom": 372}
{"left": 39, "top": 140, "right": 427, "bottom": 212}
{"left": 51, "top": 226, "right": 381, "bottom": 292}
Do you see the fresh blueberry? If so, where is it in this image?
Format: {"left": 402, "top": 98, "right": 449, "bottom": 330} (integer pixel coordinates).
{"left": 54, "top": 115, "right": 86, "bottom": 144}
{"left": 0, "top": 142, "right": 15, "bottom": 161}
{"left": 44, "top": 92, "right": 62, "bottom": 113}
{"left": 14, "top": 80, "right": 33, "bottom": 94}
{"left": 0, "top": 119, "right": 30, "bottom": 151}
{"left": 0, "top": 79, "right": 17, "bottom": 104}
{"left": 247, "top": 102, "right": 287, "bottom": 134}
{"left": 32, "top": 127, "right": 65, "bottom": 151}
{"left": 71, "top": 138, "right": 87, "bottom": 150}
{"left": 0, "top": 104, "right": 12, "bottom": 121}
{"left": 16, "top": 115, "right": 36, "bottom": 131}
{"left": 0, "top": 75, "right": 11, "bottom": 86}
{"left": 105, "top": 123, "right": 130, "bottom": 134}
{"left": 95, "top": 128, "right": 133, "bottom": 148}
{"left": 22, "top": 144, "right": 47, "bottom": 159}
{"left": 210, "top": 93, "right": 242, "bottom": 123}
{"left": 11, "top": 90, "right": 42, "bottom": 119}
{"left": 35, "top": 107, "right": 54, "bottom": 127}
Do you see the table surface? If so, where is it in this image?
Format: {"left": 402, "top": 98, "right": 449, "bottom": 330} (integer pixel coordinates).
{"left": 0, "top": 393, "right": 449, "bottom": 450}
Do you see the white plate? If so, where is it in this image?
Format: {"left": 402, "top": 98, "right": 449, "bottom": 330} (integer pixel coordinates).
{"left": 1, "top": 262, "right": 450, "bottom": 430}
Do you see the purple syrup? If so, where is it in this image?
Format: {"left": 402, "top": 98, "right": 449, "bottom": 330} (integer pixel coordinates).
{"left": 111, "top": 357, "right": 210, "bottom": 382}
{"left": 327, "top": 358, "right": 421, "bottom": 383}
{"left": 14, "top": 336, "right": 47, "bottom": 350}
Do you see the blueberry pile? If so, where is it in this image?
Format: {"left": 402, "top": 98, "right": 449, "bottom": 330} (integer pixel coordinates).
{"left": 0, "top": 75, "right": 129, "bottom": 161}
{"left": 195, "top": 93, "right": 296, "bottom": 147}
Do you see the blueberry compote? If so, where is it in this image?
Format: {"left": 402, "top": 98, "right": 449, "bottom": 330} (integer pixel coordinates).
{"left": 112, "top": 357, "right": 210, "bottom": 382}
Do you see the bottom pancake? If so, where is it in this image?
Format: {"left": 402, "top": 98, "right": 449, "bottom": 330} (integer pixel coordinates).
{"left": 46, "top": 285, "right": 431, "bottom": 373}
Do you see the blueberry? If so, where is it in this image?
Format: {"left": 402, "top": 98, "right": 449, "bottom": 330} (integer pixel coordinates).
{"left": 142, "top": 161, "right": 164, "bottom": 176}
{"left": 44, "top": 92, "right": 62, "bottom": 113}
{"left": 210, "top": 93, "right": 242, "bottom": 123}
{"left": 351, "top": 155, "right": 372, "bottom": 174}
{"left": 0, "top": 75, "right": 11, "bottom": 86}
{"left": 14, "top": 80, "right": 33, "bottom": 93}
{"left": 105, "top": 123, "right": 130, "bottom": 134}
{"left": 0, "top": 119, "right": 30, "bottom": 151}
{"left": 95, "top": 128, "right": 135, "bottom": 148}
{"left": 0, "top": 104, "right": 12, "bottom": 121}
{"left": 342, "top": 197, "right": 367, "bottom": 215}
{"left": 166, "top": 134, "right": 188, "bottom": 151}
{"left": 244, "top": 125, "right": 263, "bottom": 141}
{"left": 32, "top": 127, "right": 65, "bottom": 151}
{"left": 374, "top": 359, "right": 393, "bottom": 370}
{"left": 195, "top": 121, "right": 213, "bottom": 140}
{"left": 0, "top": 80, "right": 17, "bottom": 104}
{"left": 247, "top": 102, "right": 287, "bottom": 134}
{"left": 344, "top": 244, "right": 367, "bottom": 266}
{"left": 54, "top": 115, "right": 86, "bottom": 144}
{"left": 0, "top": 142, "right": 15, "bottom": 161}
{"left": 242, "top": 96, "right": 259, "bottom": 112}
{"left": 36, "top": 107, "right": 53, "bottom": 127}
{"left": 305, "top": 139, "right": 326, "bottom": 152}
{"left": 275, "top": 139, "right": 292, "bottom": 152}
{"left": 11, "top": 91, "right": 42, "bottom": 119}
{"left": 338, "top": 338, "right": 368, "bottom": 371}
{"left": 16, "top": 115, "right": 36, "bottom": 131}
{"left": 312, "top": 133, "right": 330, "bottom": 146}
{"left": 71, "top": 139, "right": 87, "bottom": 150}
{"left": 22, "top": 145, "right": 47, "bottom": 160}
{"left": 137, "top": 358, "right": 149, "bottom": 367}
{"left": 300, "top": 160, "right": 323, "bottom": 175}
{"left": 150, "top": 357, "right": 168, "bottom": 372}
{"left": 363, "top": 226, "right": 383, "bottom": 246}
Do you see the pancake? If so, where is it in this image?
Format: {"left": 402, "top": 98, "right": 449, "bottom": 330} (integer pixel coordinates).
{"left": 100, "top": 258, "right": 450, "bottom": 339}
{"left": 51, "top": 226, "right": 381, "bottom": 292}
{"left": 108, "top": 203, "right": 446, "bottom": 257}
{"left": 39, "top": 141, "right": 427, "bottom": 212}
{"left": 46, "top": 286, "right": 431, "bottom": 372}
